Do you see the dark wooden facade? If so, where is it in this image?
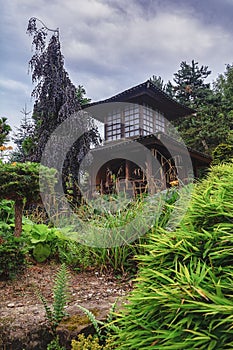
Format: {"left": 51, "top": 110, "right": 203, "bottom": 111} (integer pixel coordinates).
{"left": 83, "top": 80, "right": 212, "bottom": 196}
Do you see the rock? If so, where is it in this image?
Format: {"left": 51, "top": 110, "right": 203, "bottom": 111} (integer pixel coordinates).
{"left": 7, "top": 303, "right": 15, "bottom": 308}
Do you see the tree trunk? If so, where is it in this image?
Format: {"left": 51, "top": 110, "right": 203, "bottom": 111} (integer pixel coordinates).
{"left": 14, "top": 199, "right": 23, "bottom": 237}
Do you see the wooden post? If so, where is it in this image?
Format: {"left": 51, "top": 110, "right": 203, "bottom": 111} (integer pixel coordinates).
{"left": 125, "top": 160, "right": 130, "bottom": 190}
{"left": 146, "top": 152, "right": 155, "bottom": 194}
{"left": 14, "top": 198, "right": 24, "bottom": 237}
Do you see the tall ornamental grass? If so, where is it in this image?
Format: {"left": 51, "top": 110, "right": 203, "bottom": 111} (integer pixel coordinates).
{"left": 114, "top": 162, "right": 233, "bottom": 349}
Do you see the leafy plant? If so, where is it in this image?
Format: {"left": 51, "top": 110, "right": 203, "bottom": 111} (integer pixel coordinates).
{"left": 22, "top": 222, "right": 61, "bottom": 262}
{"left": 0, "top": 117, "right": 11, "bottom": 146}
{"left": 73, "top": 189, "right": 179, "bottom": 273}
{"left": 71, "top": 301, "right": 118, "bottom": 349}
{"left": 0, "top": 200, "right": 14, "bottom": 223}
{"left": 212, "top": 144, "right": 233, "bottom": 165}
{"left": 33, "top": 242, "right": 51, "bottom": 262}
{"left": 0, "top": 161, "right": 57, "bottom": 236}
{"left": 76, "top": 300, "right": 120, "bottom": 344}
{"left": 47, "top": 336, "right": 66, "bottom": 350}
{"left": 71, "top": 334, "right": 114, "bottom": 350}
{"left": 57, "top": 238, "right": 95, "bottom": 270}
{"left": 0, "top": 235, "right": 27, "bottom": 279}
{"left": 36, "top": 263, "right": 70, "bottom": 333}
{"left": 113, "top": 163, "right": 233, "bottom": 349}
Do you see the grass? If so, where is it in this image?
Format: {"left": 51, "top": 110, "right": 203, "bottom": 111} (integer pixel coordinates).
{"left": 113, "top": 162, "right": 233, "bottom": 349}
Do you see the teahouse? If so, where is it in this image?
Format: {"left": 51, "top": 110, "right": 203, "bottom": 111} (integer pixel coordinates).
{"left": 83, "top": 80, "right": 211, "bottom": 195}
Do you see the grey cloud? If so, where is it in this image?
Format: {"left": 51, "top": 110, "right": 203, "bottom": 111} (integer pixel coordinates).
{"left": 1, "top": 0, "right": 233, "bottom": 131}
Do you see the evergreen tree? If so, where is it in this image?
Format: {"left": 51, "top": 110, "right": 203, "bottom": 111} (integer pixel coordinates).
{"left": 0, "top": 117, "right": 11, "bottom": 146}
{"left": 172, "top": 60, "right": 212, "bottom": 108}
{"left": 149, "top": 75, "right": 174, "bottom": 97}
{"left": 12, "top": 105, "right": 35, "bottom": 162}
{"left": 76, "top": 85, "right": 91, "bottom": 105}
{"left": 169, "top": 60, "right": 230, "bottom": 153}
{"left": 149, "top": 75, "right": 165, "bottom": 90}
{"left": 214, "top": 64, "right": 233, "bottom": 113}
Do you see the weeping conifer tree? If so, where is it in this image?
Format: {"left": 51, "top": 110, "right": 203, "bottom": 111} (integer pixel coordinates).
{"left": 26, "top": 17, "right": 100, "bottom": 203}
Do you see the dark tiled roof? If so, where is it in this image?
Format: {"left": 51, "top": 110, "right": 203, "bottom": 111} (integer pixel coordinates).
{"left": 83, "top": 80, "right": 195, "bottom": 121}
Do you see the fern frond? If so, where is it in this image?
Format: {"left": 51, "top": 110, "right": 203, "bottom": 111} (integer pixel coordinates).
{"left": 76, "top": 304, "right": 102, "bottom": 339}
{"left": 52, "top": 263, "right": 69, "bottom": 325}
{"left": 35, "top": 289, "right": 53, "bottom": 323}
{"left": 107, "top": 299, "right": 118, "bottom": 323}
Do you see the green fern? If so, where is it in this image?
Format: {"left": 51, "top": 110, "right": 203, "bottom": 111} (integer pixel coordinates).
{"left": 52, "top": 263, "right": 69, "bottom": 326}
{"left": 106, "top": 300, "right": 117, "bottom": 324}
{"left": 36, "top": 263, "right": 70, "bottom": 332}
{"left": 35, "top": 289, "right": 53, "bottom": 324}
{"left": 77, "top": 304, "right": 103, "bottom": 339}
{"left": 77, "top": 300, "right": 120, "bottom": 341}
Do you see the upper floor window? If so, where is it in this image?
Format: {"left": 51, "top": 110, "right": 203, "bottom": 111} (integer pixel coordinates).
{"left": 155, "top": 110, "right": 165, "bottom": 132}
{"left": 106, "top": 109, "right": 121, "bottom": 141}
{"left": 142, "top": 105, "right": 154, "bottom": 135}
{"left": 105, "top": 104, "right": 166, "bottom": 141}
{"left": 124, "top": 105, "right": 140, "bottom": 138}
{"left": 142, "top": 105, "right": 166, "bottom": 134}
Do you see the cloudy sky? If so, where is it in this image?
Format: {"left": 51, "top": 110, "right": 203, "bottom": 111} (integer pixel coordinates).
{"left": 1, "top": 0, "right": 233, "bottom": 132}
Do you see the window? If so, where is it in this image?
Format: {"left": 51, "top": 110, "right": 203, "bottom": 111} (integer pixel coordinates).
{"left": 105, "top": 104, "right": 166, "bottom": 141}
{"left": 124, "top": 104, "right": 140, "bottom": 138}
{"left": 155, "top": 111, "right": 165, "bottom": 132}
{"left": 106, "top": 109, "right": 122, "bottom": 141}
{"left": 142, "top": 105, "right": 154, "bottom": 135}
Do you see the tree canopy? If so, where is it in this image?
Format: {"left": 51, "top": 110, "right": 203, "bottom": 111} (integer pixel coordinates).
{"left": 151, "top": 60, "right": 233, "bottom": 155}
{"left": 0, "top": 162, "right": 57, "bottom": 236}
{"left": 12, "top": 106, "right": 35, "bottom": 162}
{"left": 0, "top": 117, "right": 11, "bottom": 146}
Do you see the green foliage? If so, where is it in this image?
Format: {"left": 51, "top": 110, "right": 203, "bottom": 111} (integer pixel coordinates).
{"left": 57, "top": 238, "right": 95, "bottom": 270}
{"left": 47, "top": 336, "right": 66, "bottom": 350}
{"left": 149, "top": 75, "right": 166, "bottom": 90}
{"left": 71, "top": 334, "right": 114, "bottom": 350}
{"left": 212, "top": 131, "right": 233, "bottom": 165}
{"left": 36, "top": 264, "right": 70, "bottom": 332}
{"left": 0, "top": 200, "right": 14, "bottom": 224}
{"left": 0, "top": 161, "right": 57, "bottom": 200}
{"left": 33, "top": 242, "right": 51, "bottom": 262}
{"left": 0, "top": 235, "right": 27, "bottom": 279}
{"left": 214, "top": 63, "right": 233, "bottom": 111}
{"left": 0, "top": 117, "right": 11, "bottom": 146}
{"left": 22, "top": 222, "right": 59, "bottom": 262}
{"left": 73, "top": 334, "right": 114, "bottom": 350}
{"left": 162, "top": 60, "right": 233, "bottom": 153}
{"left": 0, "top": 199, "right": 96, "bottom": 267}
{"left": 12, "top": 106, "right": 35, "bottom": 162}
{"left": 22, "top": 220, "right": 95, "bottom": 266}
{"left": 76, "top": 85, "right": 91, "bottom": 105}
{"left": 172, "top": 59, "right": 211, "bottom": 108}
{"left": 75, "top": 301, "right": 118, "bottom": 348}
{"left": 114, "top": 163, "right": 233, "bottom": 349}
{"left": 0, "top": 161, "right": 57, "bottom": 236}
{"left": 80, "top": 189, "right": 181, "bottom": 273}
{"left": 0, "top": 200, "right": 28, "bottom": 279}
{"left": 77, "top": 305, "right": 103, "bottom": 340}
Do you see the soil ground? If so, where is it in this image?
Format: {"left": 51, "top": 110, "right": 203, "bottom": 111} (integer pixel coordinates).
{"left": 0, "top": 263, "right": 133, "bottom": 349}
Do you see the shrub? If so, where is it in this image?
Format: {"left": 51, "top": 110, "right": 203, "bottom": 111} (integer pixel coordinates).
{"left": 212, "top": 143, "right": 233, "bottom": 165}
{"left": 114, "top": 163, "right": 233, "bottom": 349}
{"left": 0, "top": 162, "right": 57, "bottom": 236}
{"left": 0, "top": 235, "right": 27, "bottom": 279}
{"left": 71, "top": 334, "right": 114, "bottom": 350}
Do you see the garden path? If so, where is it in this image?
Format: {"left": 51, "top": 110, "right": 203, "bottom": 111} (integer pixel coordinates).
{"left": 0, "top": 263, "right": 133, "bottom": 349}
